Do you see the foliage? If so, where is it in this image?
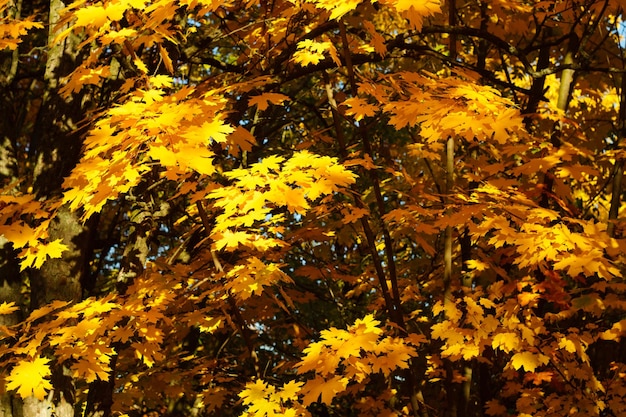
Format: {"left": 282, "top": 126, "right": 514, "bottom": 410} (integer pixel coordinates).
{"left": 2, "top": 0, "right": 626, "bottom": 416}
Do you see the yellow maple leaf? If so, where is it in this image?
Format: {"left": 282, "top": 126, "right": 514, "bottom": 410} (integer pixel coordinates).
{"left": 510, "top": 351, "right": 549, "bottom": 372}
{"left": 600, "top": 319, "right": 626, "bottom": 341}
{"left": 99, "top": 28, "right": 138, "bottom": 45}
{"left": 131, "top": 341, "right": 164, "bottom": 368}
{"left": 491, "top": 332, "right": 520, "bottom": 353}
{"left": 466, "top": 259, "right": 489, "bottom": 271}
{"left": 239, "top": 379, "right": 301, "bottom": 416}
{"left": 309, "top": 0, "right": 362, "bottom": 20}
{"left": 390, "top": 0, "right": 441, "bottom": 13}
{"left": 5, "top": 356, "right": 53, "bottom": 400}
{"left": 73, "top": 5, "right": 108, "bottom": 28}
{"left": 279, "top": 380, "right": 304, "bottom": 402}
{"left": 18, "top": 239, "right": 69, "bottom": 271}
{"left": 181, "top": 118, "right": 234, "bottom": 143}
{"left": 149, "top": 145, "right": 178, "bottom": 167}
{"left": 1, "top": 222, "right": 37, "bottom": 248}
{"left": 133, "top": 57, "right": 148, "bottom": 74}
{"left": 292, "top": 39, "right": 331, "bottom": 66}
{"left": 301, "top": 375, "right": 348, "bottom": 406}
{"left": 240, "top": 379, "right": 273, "bottom": 406}
{"left": 214, "top": 230, "right": 252, "bottom": 251}
{"left": 343, "top": 97, "right": 378, "bottom": 121}
{"left": 282, "top": 187, "right": 309, "bottom": 213}
{"left": 370, "top": 338, "right": 416, "bottom": 375}
{"left": 558, "top": 336, "right": 578, "bottom": 353}
{"left": 0, "top": 302, "right": 18, "bottom": 315}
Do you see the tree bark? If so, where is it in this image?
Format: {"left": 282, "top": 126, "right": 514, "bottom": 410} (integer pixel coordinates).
{"left": 9, "top": 0, "right": 93, "bottom": 415}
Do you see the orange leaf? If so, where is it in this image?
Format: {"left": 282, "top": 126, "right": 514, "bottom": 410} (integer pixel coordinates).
{"left": 248, "top": 93, "right": 290, "bottom": 111}
{"left": 301, "top": 375, "right": 349, "bottom": 406}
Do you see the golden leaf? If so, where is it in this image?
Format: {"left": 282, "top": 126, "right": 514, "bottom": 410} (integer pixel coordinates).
{"left": 0, "top": 302, "right": 19, "bottom": 315}
{"left": 510, "top": 352, "right": 549, "bottom": 372}
{"left": 301, "top": 375, "right": 349, "bottom": 406}
{"left": 5, "top": 356, "right": 53, "bottom": 400}
{"left": 492, "top": 332, "right": 520, "bottom": 353}
{"left": 343, "top": 97, "right": 378, "bottom": 121}
{"left": 19, "top": 239, "right": 69, "bottom": 271}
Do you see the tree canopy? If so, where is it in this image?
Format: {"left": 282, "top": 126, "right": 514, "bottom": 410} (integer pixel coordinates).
{"left": 2, "top": 0, "right": 626, "bottom": 416}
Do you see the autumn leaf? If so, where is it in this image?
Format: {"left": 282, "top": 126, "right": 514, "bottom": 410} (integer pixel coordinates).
{"left": 524, "top": 371, "right": 554, "bottom": 386}
{"left": 71, "top": 356, "right": 112, "bottom": 383}
{"left": 292, "top": 39, "right": 340, "bottom": 66}
{"left": 73, "top": 5, "right": 109, "bottom": 28}
{"left": 239, "top": 379, "right": 302, "bottom": 416}
{"left": 343, "top": 97, "right": 378, "bottom": 121}
{"left": 510, "top": 352, "right": 550, "bottom": 372}
{"left": 492, "top": 333, "right": 520, "bottom": 353}
{"left": 18, "top": 239, "right": 68, "bottom": 271}
{"left": 0, "top": 302, "right": 19, "bottom": 315}
{"left": 5, "top": 356, "right": 53, "bottom": 400}
{"left": 248, "top": 93, "right": 290, "bottom": 111}
{"left": 7, "top": 0, "right": 626, "bottom": 415}
{"left": 484, "top": 399, "right": 508, "bottom": 416}
{"left": 341, "top": 206, "right": 369, "bottom": 223}
{"left": 300, "top": 375, "right": 349, "bottom": 406}
{"left": 309, "top": 0, "right": 363, "bottom": 20}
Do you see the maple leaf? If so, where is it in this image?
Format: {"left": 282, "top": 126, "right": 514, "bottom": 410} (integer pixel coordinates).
{"left": 484, "top": 399, "right": 508, "bottom": 416}
{"left": 239, "top": 379, "right": 302, "bottom": 416}
{"left": 182, "top": 118, "right": 234, "bottom": 144}
{"left": 600, "top": 319, "right": 626, "bottom": 341}
{"left": 111, "top": 325, "right": 135, "bottom": 343}
{"left": 0, "top": 302, "right": 19, "bottom": 315}
{"left": 72, "top": 5, "right": 108, "bottom": 28}
{"left": 492, "top": 332, "right": 520, "bottom": 353}
{"left": 370, "top": 339, "right": 416, "bottom": 375}
{"left": 214, "top": 230, "right": 252, "bottom": 251}
{"left": 99, "top": 27, "right": 138, "bottom": 46}
{"left": 524, "top": 371, "right": 554, "bottom": 386}
{"left": 280, "top": 381, "right": 304, "bottom": 402}
{"left": 309, "top": 0, "right": 362, "bottom": 20}
{"left": 362, "top": 20, "right": 387, "bottom": 56}
{"left": 510, "top": 352, "right": 550, "bottom": 372}
{"left": 240, "top": 379, "right": 273, "bottom": 406}
{"left": 343, "top": 97, "right": 378, "bottom": 121}
{"left": 248, "top": 93, "right": 290, "bottom": 111}
{"left": 5, "top": 356, "right": 53, "bottom": 400}
{"left": 301, "top": 375, "right": 349, "bottom": 406}
{"left": 292, "top": 39, "right": 340, "bottom": 66}
{"left": 198, "top": 316, "right": 222, "bottom": 333}
{"left": 0, "top": 222, "right": 37, "bottom": 248}
{"left": 558, "top": 336, "right": 578, "bottom": 354}
{"left": 131, "top": 341, "right": 165, "bottom": 367}
{"left": 465, "top": 259, "right": 489, "bottom": 271}
{"left": 72, "top": 356, "right": 112, "bottom": 383}
{"left": 341, "top": 206, "right": 369, "bottom": 224}
{"left": 224, "top": 258, "right": 291, "bottom": 300}
{"left": 227, "top": 126, "right": 256, "bottom": 156}
{"left": 18, "top": 238, "right": 68, "bottom": 271}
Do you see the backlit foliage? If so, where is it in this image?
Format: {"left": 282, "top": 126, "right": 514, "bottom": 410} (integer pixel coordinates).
{"left": 2, "top": 0, "right": 626, "bottom": 416}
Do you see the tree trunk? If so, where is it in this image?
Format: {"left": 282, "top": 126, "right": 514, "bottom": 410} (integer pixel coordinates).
{"left": 1, "top": 0, "right": 93, "bottom": 415}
